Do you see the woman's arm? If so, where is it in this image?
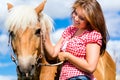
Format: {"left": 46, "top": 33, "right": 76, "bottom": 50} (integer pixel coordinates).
{"left": 58, "top": 43, "right": 100, "bottom": 73}
{"left": 44, "top": 33, "right": 63, "bottom": 59}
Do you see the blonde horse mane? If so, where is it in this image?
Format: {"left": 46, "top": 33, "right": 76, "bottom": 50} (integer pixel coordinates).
{"left": 5, "top": 5, "right": 54, "bottom": 35}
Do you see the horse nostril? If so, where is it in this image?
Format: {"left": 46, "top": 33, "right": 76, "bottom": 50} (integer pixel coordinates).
{"left": 17, "top": 66, "right": 22, "bottom": 74}
{"left": 30, "top": 65, "right": 35, "bottom": 76}
{"left": 32, "top": 65, "right": 34, "bottom": 68}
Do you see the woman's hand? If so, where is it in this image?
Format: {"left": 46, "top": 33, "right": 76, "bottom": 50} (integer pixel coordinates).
{"left": 58, "top": 52, "right": 69, "bottom": 61}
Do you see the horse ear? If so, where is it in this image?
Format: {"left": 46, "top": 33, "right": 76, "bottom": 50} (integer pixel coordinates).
{"left": 7, "top": 3, "right": 13, "bottom": 10}
{"left": 35, "top": 0, "right": 47, "bottom": 14}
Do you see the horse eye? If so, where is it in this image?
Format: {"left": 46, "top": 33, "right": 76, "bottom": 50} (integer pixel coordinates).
{"left": 35, "top": 29, "right": 41, "bottom": 36}
{"left": 9, "top": 31, "right": 15, "bottom": 38}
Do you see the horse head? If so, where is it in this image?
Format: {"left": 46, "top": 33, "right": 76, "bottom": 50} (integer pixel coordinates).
{"left": 6, "top": 0, "right": 54, "bottom": 79}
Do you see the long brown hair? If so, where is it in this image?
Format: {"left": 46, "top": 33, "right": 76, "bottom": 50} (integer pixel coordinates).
{"left": 72, "top": 0, "right": 109, "bottom": 55}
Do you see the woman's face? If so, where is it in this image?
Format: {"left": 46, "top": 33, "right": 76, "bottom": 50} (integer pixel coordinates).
{"left": 72, "top": 7, "right": 88, "bottom": 29}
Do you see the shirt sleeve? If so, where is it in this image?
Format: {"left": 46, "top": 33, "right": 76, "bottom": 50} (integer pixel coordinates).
{"left": 86, "top": 31, "right": 102, "bottom": 46}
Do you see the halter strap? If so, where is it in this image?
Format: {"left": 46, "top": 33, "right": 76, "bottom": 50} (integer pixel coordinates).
{"left": 37, "top": 31, "right": 63, "bottom": 67}
{"left": 8, "top": 31, "right": 18, "bottom": 66}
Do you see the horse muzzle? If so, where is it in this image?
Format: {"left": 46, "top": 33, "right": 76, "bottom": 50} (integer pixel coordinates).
{"left": 17, "top": 65, "right": 36, "bottom": 79}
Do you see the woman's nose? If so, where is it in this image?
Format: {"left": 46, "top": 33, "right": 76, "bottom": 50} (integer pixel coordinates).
{"left": 74, "top": 16, "right": 79, "bottom": 21}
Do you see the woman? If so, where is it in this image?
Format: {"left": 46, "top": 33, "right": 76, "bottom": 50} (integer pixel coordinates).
{"left": 45, "top": 0, "right": 109, "bottom": 80}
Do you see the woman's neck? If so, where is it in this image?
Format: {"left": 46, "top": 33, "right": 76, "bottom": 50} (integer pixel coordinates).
{"left": 74, "top": 28, "right": 87, "bottom": 37}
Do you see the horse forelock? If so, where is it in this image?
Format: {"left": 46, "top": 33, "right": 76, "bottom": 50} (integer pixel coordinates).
{"left": 38, "top": 13, "right": 54, "bottom": 35}
{"left": 6, "top": 5, "right": 54, "bottom": 35}
{"left": 6, "top": 5, "right": 38, "bottom": 33}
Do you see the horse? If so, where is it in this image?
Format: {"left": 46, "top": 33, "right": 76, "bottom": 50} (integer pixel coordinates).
{"left": 6, "top": 0, "right": 116, "bottom": 80}
{"left": 6, "top": 0, "right": 58, "bottom": 80}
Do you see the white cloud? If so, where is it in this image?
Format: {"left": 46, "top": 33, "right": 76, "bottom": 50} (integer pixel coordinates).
{"left": 0, "top": 0, "right": 120, "bottom": 19}
{"left": 0, "top": 34, "right": 10, "bottom": 55}
{"left": 0, "top": 0, "right": 74, "bottom": 19}
{"left": 1, "top": 0, "right": 120, "bottom": 38}
{"left": 0, "top": 75, "right": 16, "bottom": 80}
{"left": 106, "top": 40, "right": 120, "bottom": 61}
{"left": 98, "top": 0, "right": 120, "bottom": 11}
{"left": 44, "top": 0, "right": 74, "bottom": 19}
{"left": 106, "top": 40, "right": 120, "bottom": 76}
{"left": 51, "top": 28, "right": 64, "bottom": 44}
{"left": 0, "top": 62, "right": 13, "bottom": 67}
{"left": 104, "top": 11, "right": 120, "bottom": 38}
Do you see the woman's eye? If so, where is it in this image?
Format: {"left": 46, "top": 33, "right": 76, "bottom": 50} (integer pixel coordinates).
{"left": 73, "top": 11, "right": 77, "bottom": 15}
{"left": 35, "top": 29, "right": 41, "bottom": 36}
{"left": 78, "top": 16, "right": 85, "bottom": 21}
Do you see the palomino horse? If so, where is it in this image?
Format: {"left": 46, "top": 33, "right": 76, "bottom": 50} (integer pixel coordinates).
{"left": 6, "top": 0, "right": 116, "bottom": 80}
{"left": 6, "top": 0, "right": 58, "bottom": 80}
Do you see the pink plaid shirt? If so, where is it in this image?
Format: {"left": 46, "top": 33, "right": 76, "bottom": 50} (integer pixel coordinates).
{"left": 59, "top": 25, "right": 102, "bottom": 80}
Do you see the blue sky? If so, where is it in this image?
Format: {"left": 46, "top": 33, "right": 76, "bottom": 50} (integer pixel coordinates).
{"left": 0, "top": 0, "right": 120, "bottom": 80}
